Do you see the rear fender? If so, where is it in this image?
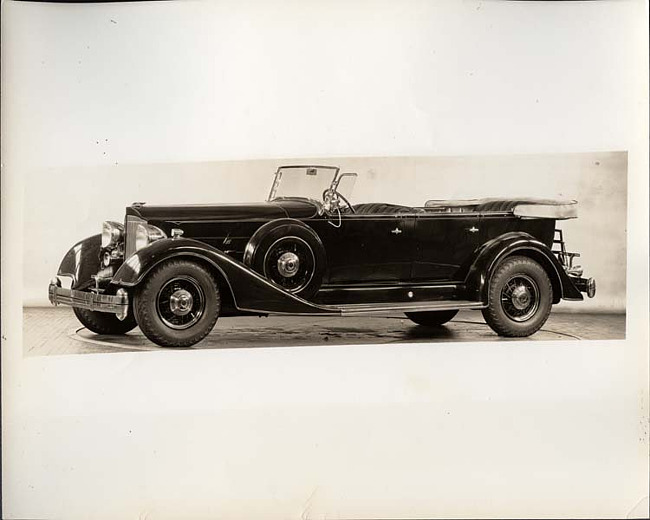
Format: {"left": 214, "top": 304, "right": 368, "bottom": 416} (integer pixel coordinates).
{"left": 111, "top": 238, "right": 336, "bottom": 315}
{"left": 56, "top": 234, "right": 101, "bottom": 290}
{"left": 464, "top": 232, "right": 583, "bottom": 303}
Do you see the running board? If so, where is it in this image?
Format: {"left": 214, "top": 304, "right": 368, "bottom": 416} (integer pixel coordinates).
{"left": 328, "top": 300, "right": 486, "bottom": 316}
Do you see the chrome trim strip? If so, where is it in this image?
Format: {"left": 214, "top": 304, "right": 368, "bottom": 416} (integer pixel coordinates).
{"left": 153, "top": 212, "right": 510, "bottom": 225}
{"left": 320, "top": 283, "right": 460, "bottom": 291}
{"left": 235, "top": 299, "right": 486, "bottom": 316}
{"left": 167, "top": 218, "right": 300, "bottom": 225}
{"left": 338, "top": 213, "right": 485, "bottom": 219}
{"left": 332, "top": 300, "right": 486, "bottom": 315}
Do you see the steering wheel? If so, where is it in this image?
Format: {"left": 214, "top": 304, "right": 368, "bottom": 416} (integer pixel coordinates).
{"left": 322, "top": 189, "right": 355, "bottom": 214}
{"left": 337, "top": 191, "right": 355, "bottom": 213}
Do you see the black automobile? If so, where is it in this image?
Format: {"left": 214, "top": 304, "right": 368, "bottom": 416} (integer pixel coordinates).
{"left": 49, "top": 165, "right": 596, "bottom": 347}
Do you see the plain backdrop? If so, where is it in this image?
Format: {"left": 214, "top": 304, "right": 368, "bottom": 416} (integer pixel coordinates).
{"left": 23, "top": 151, "right": 627, "bottom": 311}
{"left": 2, "top": 1, "right": 648, "bottom": 519}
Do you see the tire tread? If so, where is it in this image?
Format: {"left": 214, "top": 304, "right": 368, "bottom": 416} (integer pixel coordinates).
{"left": 134, "top": 259, "right": 220, "bottom": 348}
{"left": 73, "top": 306, "right": 137, "bottom": 335}
{"left": 481, "top": 256, "right": 553, "bottom": 337}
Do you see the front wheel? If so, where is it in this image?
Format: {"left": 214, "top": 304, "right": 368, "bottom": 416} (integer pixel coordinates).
{"left": 134, "top": 259, "right": 221, "bottom": 347}
{"left": 73, "top": 306, "right": 137, "bottom": 335}
{"left": 482, "top": 256, "right": 552, "bottom": 337}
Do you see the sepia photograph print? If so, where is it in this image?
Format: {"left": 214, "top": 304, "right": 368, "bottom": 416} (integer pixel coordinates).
{"left": 2, "top": 0, "right": 648, "bottom": 519}
{"left": 25, "top": 152, "right": 625, "bottom": 356}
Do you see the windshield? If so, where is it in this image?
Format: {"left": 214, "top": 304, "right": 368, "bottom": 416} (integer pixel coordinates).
{"left": 268, "top": 165, "right": 351, "bottom": 202}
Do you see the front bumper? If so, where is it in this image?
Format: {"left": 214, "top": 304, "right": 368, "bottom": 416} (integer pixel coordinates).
{"left": 48, "top": 278, "right": 129, "bottom": 320}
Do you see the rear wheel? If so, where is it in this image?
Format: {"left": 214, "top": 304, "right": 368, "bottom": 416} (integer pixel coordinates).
{"left": 482, "top": 256, "right": 552, "bottom": 337}
{"left": 134, "top": 259, "right": 221, "bottom": 347}
{"left": 73, "top": 306, "right": 137, "bottom": 335}
{"left": 405, "top": 310, "right": 458, "bottom": 327}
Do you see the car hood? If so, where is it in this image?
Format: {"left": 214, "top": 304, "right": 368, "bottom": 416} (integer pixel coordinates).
{"left": 127, "top": 199, "right": 320, "bottom": 222}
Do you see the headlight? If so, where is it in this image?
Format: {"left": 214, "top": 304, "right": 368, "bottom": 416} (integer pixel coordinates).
{"left": 134, "top": 223, "right": 167, "bottom": 252}
{"left": 102, "top": 221, "right": 124, "bottom": 248}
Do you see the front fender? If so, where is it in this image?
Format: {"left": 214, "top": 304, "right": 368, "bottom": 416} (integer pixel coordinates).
{"left": 56, "top": 234, "right": 101, "bottom": 290}
{"left": 111, "top": 238, "right": 337, "bottom": 315}
{"left": 464, "top": 232, "right": 583, "bottom": 303}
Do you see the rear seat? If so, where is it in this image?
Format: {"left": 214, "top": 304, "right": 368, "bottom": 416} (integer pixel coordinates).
{"left": 352, "top": 203, "right": 424, "bottom": 215}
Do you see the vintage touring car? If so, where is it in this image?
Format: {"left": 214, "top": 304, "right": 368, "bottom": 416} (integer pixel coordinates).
{"left": 49, "top": 165, "right": 595, "bottom": 347}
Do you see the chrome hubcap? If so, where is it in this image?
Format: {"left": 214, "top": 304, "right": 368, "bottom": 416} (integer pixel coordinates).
{"left": 277, "top": 252, "right": 300, "bottom": 278}
{"left": 156, "top": 276, "right": 205, "bottom": 330}
{"left": 501, "top": 274, "right": 540, "bottom": 322}
{"left": 511, "top": 285, "right": 532, "bottom": 310}
{"left": 169, "top": 289, "right": 194, "bottom": 316}
{"left": 263, "top": 236, "right": 316, "bottom": 294}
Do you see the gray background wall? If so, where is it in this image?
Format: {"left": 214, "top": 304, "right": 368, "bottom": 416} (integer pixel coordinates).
{"left": 24, "top": 151, "right": 626, "bottom": 311}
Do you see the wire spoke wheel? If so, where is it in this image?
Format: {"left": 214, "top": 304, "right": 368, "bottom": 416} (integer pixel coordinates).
{"left": 156, "top": 275, "right": 206, "bottom": 330}
{"left": 500, "top": 274, "right": 540, "bottom": 322}
{"left": 263, "top": 236, "right": 315, "bottom": 294}
{"left": 135, "top": 259, "right": 221, "bottom": 348}
{"left": 245, "top": 222, "right": 326, "bottom": 300}
{"left": 482, "top": 256, "right": 553, "bottom": 337}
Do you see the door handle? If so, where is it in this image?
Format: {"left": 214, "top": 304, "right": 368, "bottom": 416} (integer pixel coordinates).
{"left": 468, "top": 226, "right": 479, "bottom": 233}
{"left": 391, "top": 227, "right": 402, "bottom": 235}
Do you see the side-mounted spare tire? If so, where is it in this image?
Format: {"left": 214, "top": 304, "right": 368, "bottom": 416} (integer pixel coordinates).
{"left": 243, "top": 220, "right": 326, "bottom": 300}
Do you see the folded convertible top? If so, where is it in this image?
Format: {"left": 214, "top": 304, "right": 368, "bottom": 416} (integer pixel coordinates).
{"left": 423, "top": 198, "right": 578, "bottom": 219}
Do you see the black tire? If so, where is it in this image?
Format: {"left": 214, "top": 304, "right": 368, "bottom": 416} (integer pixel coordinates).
{"left": 482, "top": 256, "right": 553, "bottom": 337}
{"left": 134, "top": 259, "right": 221, "bottom": 348}
{"left": 405, "top": 310, "right": 458, "bottom": 327}
{"left": 73, "top": 306, "right": 138, "bottom": 335}
{"left": 245, "top": 223, "right": 325, "bottom": 300}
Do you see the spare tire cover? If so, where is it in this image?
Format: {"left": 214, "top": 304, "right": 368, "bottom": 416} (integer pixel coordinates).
{"left": 244, "top": 221, "right": 326, "bottom": 300}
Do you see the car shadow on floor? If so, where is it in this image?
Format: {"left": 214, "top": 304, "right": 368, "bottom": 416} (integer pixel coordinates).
{"left": 24, "top": 308, "right": 625, "bottom": 356}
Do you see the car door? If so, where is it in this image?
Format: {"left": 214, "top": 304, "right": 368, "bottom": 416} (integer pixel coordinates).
{"left": 314, "top": 214, "right": 417, "bottom": 284}
{"left": 411, "top": 213, "right": 481, "bottom": 282}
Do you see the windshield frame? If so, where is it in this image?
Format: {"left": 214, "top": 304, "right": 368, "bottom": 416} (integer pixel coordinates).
{"left": 267, "top": 165, "right": 341, "bottom": 202}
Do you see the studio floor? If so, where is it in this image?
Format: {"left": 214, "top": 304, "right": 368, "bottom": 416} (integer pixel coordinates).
{"left": 22, "top": 307, "right": 626, "bottom": 357}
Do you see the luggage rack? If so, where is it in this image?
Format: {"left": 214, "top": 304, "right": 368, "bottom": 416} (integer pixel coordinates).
{"left": 553, "top": 228, "right": 582, "bottom": 276}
